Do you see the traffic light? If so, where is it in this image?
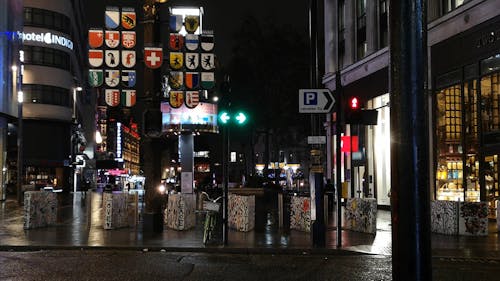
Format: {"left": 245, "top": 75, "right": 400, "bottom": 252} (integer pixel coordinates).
{"left": 235, "top": 112, "right": 247, "bottom": 125}
{"left": 218, "top": 111, "right": 248, "bottom": 125}
{"left": 349, "top": 96, "right": 360, "bottom": 111}
{"left": 344, "top": 96, "right": 378, "bottom": 125}
{"left": 219, "top": 111, "right": 230, "bottom": 124}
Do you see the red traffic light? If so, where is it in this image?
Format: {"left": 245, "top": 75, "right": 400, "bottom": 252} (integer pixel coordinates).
{"left": 349, "top": 97, "right": 360, "bottom": 110}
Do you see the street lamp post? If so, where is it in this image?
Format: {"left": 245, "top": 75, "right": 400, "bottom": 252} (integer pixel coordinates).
{"left": 71, "top": 87, "right": 82, "bottom": 193}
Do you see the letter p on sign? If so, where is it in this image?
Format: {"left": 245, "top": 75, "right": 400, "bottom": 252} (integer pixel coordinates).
{"left": 304, "top": 92, "right": 317, "bottom": 105}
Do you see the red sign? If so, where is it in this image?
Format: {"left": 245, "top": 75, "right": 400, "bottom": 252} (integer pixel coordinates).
{"left": 341, "top": 136, "right": 359, "bottom": 152}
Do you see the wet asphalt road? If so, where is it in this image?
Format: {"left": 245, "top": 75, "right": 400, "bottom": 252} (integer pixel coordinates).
{"left": 0, "top": 250, "right": 500, "bottom": 281}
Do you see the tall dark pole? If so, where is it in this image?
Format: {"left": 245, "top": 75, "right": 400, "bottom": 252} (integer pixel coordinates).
{"left": 222, "top": 124, "right": 229, "bottom": 245}
{"left": 17, "top": 92, "right": 23, "bottom": 205}
{"left": 335, "top": 71, "right": 342, "bottom": 247}
{"left": 389, "top": 1, "right": 432, "bottom": 280}
{"left": 335, "top": 0, "right": 343, "bottom": 248}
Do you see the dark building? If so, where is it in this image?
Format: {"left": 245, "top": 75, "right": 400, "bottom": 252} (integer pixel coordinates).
{"left": 323, "top": 0, "right": 500, "bottom": 215}
{"left": 19, "top": 0, "right": 91, "bottom": 191}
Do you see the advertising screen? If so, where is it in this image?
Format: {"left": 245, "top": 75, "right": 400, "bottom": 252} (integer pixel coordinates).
{"left": 161, "top": 102, "right": 218, "bottom": 133}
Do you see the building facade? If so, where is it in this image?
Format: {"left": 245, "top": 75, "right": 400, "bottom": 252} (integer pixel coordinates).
{"left": 323, "top": 0, "right": 500, "bottom": 214}
{"left": 19, "top": 0, "right": 91, "bottom": 191}
{"left": 0, "top": 0, "right": 23, "bottom": 200}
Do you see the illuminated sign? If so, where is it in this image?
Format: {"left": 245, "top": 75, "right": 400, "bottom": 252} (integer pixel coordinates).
{"left": 18, "top": 31, "right": 74, "bottom": 50}
{"left": 161, "top": 102, "right": 218, "bottom": 133}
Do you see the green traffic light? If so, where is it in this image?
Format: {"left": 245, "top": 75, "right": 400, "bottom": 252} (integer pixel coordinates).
{"left": 219, "top": 112, "right": 230, "bottom": 124}
{"left": 235, "top": 112, "right": 247, "bottom": 125}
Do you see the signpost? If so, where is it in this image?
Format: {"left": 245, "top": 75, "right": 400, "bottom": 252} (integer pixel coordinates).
{"left": 299, "top": 89, "right": 335, "bottom": 113}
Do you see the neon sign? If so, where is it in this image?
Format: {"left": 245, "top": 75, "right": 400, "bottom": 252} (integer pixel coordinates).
{"left": 17, "top": 31, "right": 73, "bottom": 50}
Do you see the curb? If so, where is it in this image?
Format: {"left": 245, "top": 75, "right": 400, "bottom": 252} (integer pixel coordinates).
{"left": 0, "top": 245, "right": 369, "bottom": 256}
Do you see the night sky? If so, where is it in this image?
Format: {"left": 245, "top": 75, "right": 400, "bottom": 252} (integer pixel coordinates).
{"left": 85, "top": 0, "right": 309, "bottom": 66}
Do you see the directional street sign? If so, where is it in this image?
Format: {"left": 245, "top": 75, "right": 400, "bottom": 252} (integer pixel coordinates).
{"left": 299, "top": 89, "right": 335, "bottom": 113}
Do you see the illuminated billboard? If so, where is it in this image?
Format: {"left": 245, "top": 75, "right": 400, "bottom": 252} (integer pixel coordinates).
{"left": 161, "top": 102, "right": 218, "bottom": 133}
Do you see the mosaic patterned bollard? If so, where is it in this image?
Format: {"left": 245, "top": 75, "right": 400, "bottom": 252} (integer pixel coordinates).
{"left": 228, "top": 194, "right": 255, "bottom": 232}
{"left": 103, "top": 192, "right": 129, "bottom": 230}
{"left": 430, "top": 200, "right": 458, "bottom": 235}
{"left": 344, "top": 198, "right": 377, "bottom": 234}
{"left": 290, "top": 196, "right": 311, "bottom": 232}
{"left": 458, "top": 201, "right": 488, "bottom": 236}
{"left": 165, "top": 194, "right": 195, "bottom": 230}
{"left": 24, "top": 191, "right": 57, "bottom": 229}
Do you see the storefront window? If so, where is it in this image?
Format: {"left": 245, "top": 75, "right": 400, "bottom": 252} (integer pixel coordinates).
{"left": 435, "top": 84, "right": 465, "bottom": 201}
{"left": 480, "top": 63, "right": 500, "bottom": 217}
{"left": 463, "top": 80, "right": 480, "bottom": 201}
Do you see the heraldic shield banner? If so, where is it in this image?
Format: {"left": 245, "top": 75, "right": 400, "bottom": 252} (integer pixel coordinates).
{"left": 144, "top": 47, "right": 163, "bottom": 69}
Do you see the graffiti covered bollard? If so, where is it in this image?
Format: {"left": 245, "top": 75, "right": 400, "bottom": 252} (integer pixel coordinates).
{"left": 290, "top": 196, "right": 311, "bottom": 232}
{"left": 103, "top": 192, "right": 129, "bottom": 230}
{"left": 24, "top": 191, "right": 57, "bottom": 229}
{"left": 165, "top": 194, "right": 195, "bottom": 230}
{"left": 430, "top": 201, "right": 488, "bottom": 236}
{"left": 228, "top": 194, "right": 255, "bottom": 232}
{"left": 344, "top": 198, "right": 377, "bottom": 234}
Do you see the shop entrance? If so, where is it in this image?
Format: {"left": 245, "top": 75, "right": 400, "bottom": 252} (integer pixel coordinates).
{"left": 483, "top": 153, "right": 499, "bottom": 219}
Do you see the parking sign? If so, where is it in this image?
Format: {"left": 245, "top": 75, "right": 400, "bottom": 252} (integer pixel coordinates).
{"left": 299, "top": 89, "right": 335, "bottom": 113}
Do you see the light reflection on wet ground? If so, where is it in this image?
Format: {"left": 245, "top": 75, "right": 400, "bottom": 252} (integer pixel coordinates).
{"left": 0, "top": 191, "right": 498, "bottom": 258}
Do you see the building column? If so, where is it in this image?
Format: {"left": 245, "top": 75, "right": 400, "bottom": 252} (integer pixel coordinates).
{"left": 366, "top": 0, "right": 377, "bottom": 54}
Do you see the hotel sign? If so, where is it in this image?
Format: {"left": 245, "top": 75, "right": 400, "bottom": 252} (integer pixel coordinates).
{"left": 18, "top": 31, "right": 74, "bottom": 50}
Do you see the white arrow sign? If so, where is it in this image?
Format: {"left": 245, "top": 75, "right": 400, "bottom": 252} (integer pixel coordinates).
{"left": 299, "top": 89, "right": 335, "bottom": 113}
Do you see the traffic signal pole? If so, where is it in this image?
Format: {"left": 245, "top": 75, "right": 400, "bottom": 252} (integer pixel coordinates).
{"left": 390, "top": 0, "right": 431, "bottom": 280}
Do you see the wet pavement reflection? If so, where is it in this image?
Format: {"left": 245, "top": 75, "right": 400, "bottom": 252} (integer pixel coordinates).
{"left": 0, "top": 190, "right": 499, "bottom": 259}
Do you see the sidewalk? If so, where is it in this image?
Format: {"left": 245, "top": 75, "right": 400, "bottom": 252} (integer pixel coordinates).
{"left": 0, "top": 191, "right": 498, "bottom": 259}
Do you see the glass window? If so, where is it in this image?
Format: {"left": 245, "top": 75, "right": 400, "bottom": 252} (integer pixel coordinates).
{"left": 356, "top": 0, "right": 367, "bottom": 59}
{"left": 23, "top": 7, "right": 71, "bottom": 34}
{"left": 23, "top": 46, "right": 70, "bottom": 70}
{"left": 480, "top": 72, "right": 500, "bottom": 133}
{"left": 442, "top": 0, "right": 469, "bottom": 14}
{"left": 379, "top": 0, "right": 388, "bottom": 48}
{"left": 435, "top": 84, "right": 464, "bottom": 201}
{"left": 23, "top": 84, "right": 71, "bottom": 107}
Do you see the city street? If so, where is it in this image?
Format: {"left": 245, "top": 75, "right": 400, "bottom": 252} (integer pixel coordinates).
{"left": 0, "top": 250, "right": 499, "bottom": 281}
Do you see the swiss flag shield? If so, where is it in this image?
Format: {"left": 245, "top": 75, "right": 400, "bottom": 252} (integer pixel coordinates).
{"left": 144, "top": 47, "right": 163, "bottom": 69}
{"left": 88, "top": 29, "right": 103, "bottom": 48}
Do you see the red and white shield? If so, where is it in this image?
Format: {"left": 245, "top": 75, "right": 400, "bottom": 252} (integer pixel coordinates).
{"left": 144, "top": 47, "right": 163, "bottom": 69}
{"left": 105, "top": 89, "right": 120, "bottom": 107}
{"left": 121, "top": 50, "right": 136, "bottom": 68}
{"left": 185, "top": 91, "right": 200, "bottom": 108}
{"left": 105, "top": 30, "right": 120, "bottom": 48}
{"left": 88, "top": 49, "right": 103, "bottom": 67}
{"left": 88, "top": 29, "right": 103, "bottom": 48}
{"left": 121, "top": 31, "right": 136, "bottom": 49}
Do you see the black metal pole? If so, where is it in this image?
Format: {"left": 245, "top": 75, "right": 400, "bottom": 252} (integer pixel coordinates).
{"left": 17, "top": 95, "right": 23, "bottom": 205}
{"left": 335, "top": 0, "right": 343, "bottom": 248}
{"left": 389, "top": 1, "right": 431, "bottom": 280}
{"left": 222, "top": 125, "right": 229, "bottom": 245}
{"left": 335, "top": 71, "right": 342, "bottom": 247}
